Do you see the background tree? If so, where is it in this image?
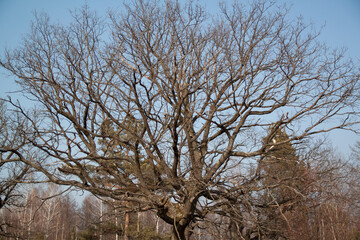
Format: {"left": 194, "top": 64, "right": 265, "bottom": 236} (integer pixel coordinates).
{"left": 1, "top": 0, "right": 360, "bottom": 239}
{"left": 257, "top": 128, "right": 310, "bottom": 238}
{"left": 0, "top": 183, "right": 77, "bottom": 239}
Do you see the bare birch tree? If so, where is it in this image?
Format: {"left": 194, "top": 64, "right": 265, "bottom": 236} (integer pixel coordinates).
{"left": 1, "top": 0, "right": 360, "bottom": 239}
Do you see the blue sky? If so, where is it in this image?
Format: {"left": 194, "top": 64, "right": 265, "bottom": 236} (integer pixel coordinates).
{"left": 0, "top": 0, "right": 360, "bottom": 155}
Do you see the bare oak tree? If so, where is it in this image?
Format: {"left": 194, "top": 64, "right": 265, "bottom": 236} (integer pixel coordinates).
{"left": 1, "top": 1, "right": 360, "bottom": 239}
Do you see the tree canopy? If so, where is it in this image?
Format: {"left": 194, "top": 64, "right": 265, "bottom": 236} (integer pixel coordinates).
{"left": 1, "top": 0, "right": 360, "bottom": 239}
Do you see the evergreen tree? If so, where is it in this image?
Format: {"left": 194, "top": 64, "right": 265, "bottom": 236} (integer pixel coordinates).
{"left": 258, "top": 128, "right": 309, "bottom": 239}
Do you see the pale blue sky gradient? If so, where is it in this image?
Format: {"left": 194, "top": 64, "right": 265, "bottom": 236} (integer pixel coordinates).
{"left": 0, "top": 0, "right": 359, "bottom": 155}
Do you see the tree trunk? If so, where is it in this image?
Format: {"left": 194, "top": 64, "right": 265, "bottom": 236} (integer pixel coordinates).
{"left": 172, "top": 225, "right": 187, "bottom": 240}
{"left": 124, "top": 211, "right": 130, "bottom": 240}
{"left": 156, "top": 216, "right": 159, "bottom": 235}
{"left": 99, "top": 199, "right": 103, "bottom": 240}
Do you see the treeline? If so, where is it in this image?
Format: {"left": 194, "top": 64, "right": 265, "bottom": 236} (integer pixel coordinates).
{"left": 0, "top": 184, "right": 172, "bottom": 240}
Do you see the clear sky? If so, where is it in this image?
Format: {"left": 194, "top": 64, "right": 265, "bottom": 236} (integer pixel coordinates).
{"left": 0, "top": 0, "right": 360, "bottom": 155}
